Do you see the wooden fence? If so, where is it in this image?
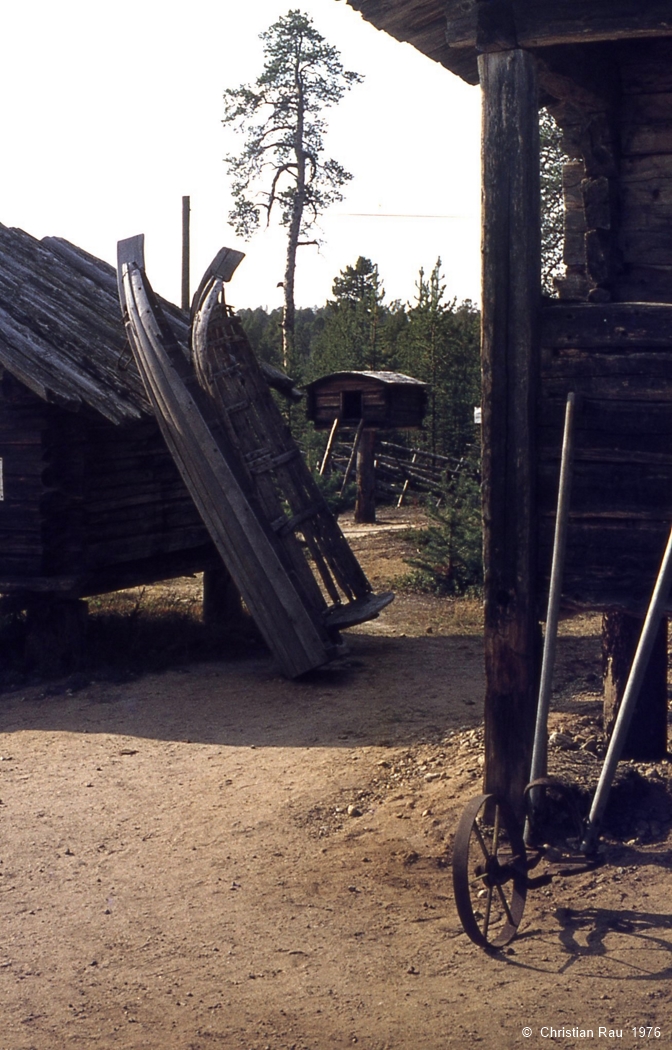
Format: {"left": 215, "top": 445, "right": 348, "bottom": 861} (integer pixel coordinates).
{"left": 322, "top": 434, "right": 474, "bottom": 504}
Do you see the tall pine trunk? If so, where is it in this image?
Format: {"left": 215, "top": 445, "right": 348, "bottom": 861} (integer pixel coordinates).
{"left": 282, "top": 210, "right": 300, "bottom": 371}
{"left": 282, "top": 71, "right": 306, "bottom": 372}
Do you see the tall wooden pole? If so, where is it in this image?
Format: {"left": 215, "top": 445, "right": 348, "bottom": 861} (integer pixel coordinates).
{"left": 602, "top": 612, "right": 668, "bottom": 760}
{"left": 181, "top": 195, "right": 190, "bottom": 312}
{"left": 479, "top": 49, "right": 541, "bottom": 817}
{"left": 354, "top": 429, "right": 377, "bottom": 524}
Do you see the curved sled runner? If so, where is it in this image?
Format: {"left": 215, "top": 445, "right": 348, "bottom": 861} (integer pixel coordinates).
{"left": 190, "top": 248, "right": 393, "bottom": 630}
{"left": 117, "top": 237, "right": 392, "bottom": 677}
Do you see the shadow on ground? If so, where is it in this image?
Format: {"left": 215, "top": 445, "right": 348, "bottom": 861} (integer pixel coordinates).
{"left": 0, "top": 632, "right": 485, "bottom": 750}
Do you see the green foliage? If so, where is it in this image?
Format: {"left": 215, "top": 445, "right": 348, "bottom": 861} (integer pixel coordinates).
{"left": 238, "top": 305, "right": 326, "bottom": 376}
{"left": 236, "top": 256, "right": 482, "bottom": 493}
{"left": 397, "top": 259, "right": 480, "bottom": 461}
{"left": 312, "top": 470, "right": 357, "bottom": 514}
{"left": 223, "top": 10, "right": 362, "bottom": 368}
{"left": 305, "top": 257, "right": 480, "bottom": 467}
{"left": 223, "top": 10, "right": 362, "bottom": 240}
{"left": 540, "top": 107, "right": 567, "bottom": 296}
{"left": 309, "top": 256, "right": 389, "bottom": 377}
{"left": 237, "top": 306, "right": 284, "bottom": 368}
{"left": 406, "top": 463, "right": 483, "bottom": 596}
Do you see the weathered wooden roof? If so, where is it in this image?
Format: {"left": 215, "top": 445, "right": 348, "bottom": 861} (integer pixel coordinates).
{"left": 0, "top": 223, "right": 188, "bottom": 425}
{"left": 345, "top": 1, "right": 672, "bottom": 85}
{"left": 307, "top": 370, "right": 426, "bottom": 388}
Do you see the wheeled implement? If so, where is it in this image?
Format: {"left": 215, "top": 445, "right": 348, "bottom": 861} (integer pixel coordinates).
{"left": 452, "top": 393, "right": 672, "bottom": 949}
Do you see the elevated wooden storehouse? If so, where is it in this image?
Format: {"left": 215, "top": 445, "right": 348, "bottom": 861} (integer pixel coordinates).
{"left": 0, "top": 224, "right": 219, "bottom": 666}
{"left": 345, "top": 1, "right": 672, "bottom": 807}
{"left": 305, "top": 370, "right": 427, "bottom": 430}
{"left": 307, "top": 370, "right": 427, "bottom": 522}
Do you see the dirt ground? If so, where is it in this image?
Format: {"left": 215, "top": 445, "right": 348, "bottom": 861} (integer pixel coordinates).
{"left": 0, "top": 507, "right": 671, "bottom": 1049}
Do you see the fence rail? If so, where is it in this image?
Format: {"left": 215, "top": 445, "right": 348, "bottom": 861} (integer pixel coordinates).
{"left": 320, "top": 434, "right": 475, "bottom": 503}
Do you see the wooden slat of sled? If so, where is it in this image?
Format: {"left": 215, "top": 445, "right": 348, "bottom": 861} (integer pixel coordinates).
{"left": 118, "top": 248, "right": 332, "bottom": 678}
{"left": 191, "top": 281, "right": 332, "bottom": 617}
{"left": 191, "top": 279, "right": 387, "bottom": 620}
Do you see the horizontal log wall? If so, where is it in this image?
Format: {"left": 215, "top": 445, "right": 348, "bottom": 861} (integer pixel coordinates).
{"left": 0, "top": 375, "right": 216, "bottom": 597}
{"left": 312, "top": 389, "right": 386, "bottom": 428}
{"left": 81, "top": 415, "right": 213, "bottom": 573}
{"left": 0, "top": 374, "right": 46, "bottom": 577}
{"left": 615, "top": 39, "right": 672, "bottom": 303}
{"left": 310, "top": 379, "right": 425, "bottom": 429}
{"left": 538, "top": 303, "right": 672, "bottom": 613}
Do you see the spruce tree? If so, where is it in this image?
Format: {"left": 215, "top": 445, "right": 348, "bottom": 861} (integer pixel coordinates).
{"left": 310, "top": 256, "right": 387, "bottom": 377}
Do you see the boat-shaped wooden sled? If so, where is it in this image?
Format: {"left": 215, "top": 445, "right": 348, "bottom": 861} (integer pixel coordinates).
{"left": 117, "top": 236, "right": 392, "bottom": 678}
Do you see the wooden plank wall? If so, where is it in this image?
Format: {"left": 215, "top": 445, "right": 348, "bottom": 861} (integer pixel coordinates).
{"left": 0, "top": 373, "right": 45, "bottom": 578}
{"left": 310, "top": 377, "right": 387, "bottom": 428}
{"left": 616, "top": 38, "right": 672, "bottom": 303}
{"left": 538, "top": 303, "right": 672, "bottom": 614}
{"left": 40, "top": 405, "right": 86, "bottom": 576}
{"left": 82, "top": 415, "right": 212, "bottom": 573}
{"left": 538, "top": 39, "right": 672, "bottom": 614}
{"left": 310, "top": 378, "right": 425, "bottom": 429}
{"left": 0, "top": 375, "right": 215, "bottom": 595}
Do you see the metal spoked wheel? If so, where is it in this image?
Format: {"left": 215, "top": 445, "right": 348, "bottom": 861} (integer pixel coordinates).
{"left": 452, "top": 793, "right": 528, "bottom": 950}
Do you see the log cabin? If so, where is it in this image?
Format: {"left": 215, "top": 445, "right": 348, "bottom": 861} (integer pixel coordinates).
{"left": 344, "top": 0, "right": 672, "bottom": 807}
{"left": 306, "top": 370, "right": 427, "bottom": 522}
{"left": 305, "top": 370, "right": 427, "bottom": 430}
{"left": 0, "top": 223, "right": 221, "bottom": 670}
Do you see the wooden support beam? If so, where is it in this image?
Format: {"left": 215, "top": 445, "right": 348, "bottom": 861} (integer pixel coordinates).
{"left": 203, "top": 563, "right": 247, "bottom": 634}
{"left": 445, "top": 2, "right": 672, "bottom": 49}
{"left": 479, "top": 49, "right": 541, "bottom": 818}
{"left": 354, "top": 429, "right": 377, "bottom": 524}
{"left": 602, "top": 611, "right": 668, "bottom": 760}
{"left": 513, "top": 2, "right": 672, "bottom": 48}
{"left": 475, "top": 0, "right": 517, "bottom": 53}
{"left": 541, "top": 302, "right": 672, "bottom": 349}
{"left": 25, "top": 597, "right": 88, "bottom": 675}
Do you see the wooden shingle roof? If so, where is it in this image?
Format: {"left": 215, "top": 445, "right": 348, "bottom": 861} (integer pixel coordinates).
{"left": 307, "top": 370, "right": 426, "bottom": 389}
{"left": 345, "top": 0, "right": 672, "bottom": 85}
{"left": 0, "top": 224, "right": 188, "bottom": 425}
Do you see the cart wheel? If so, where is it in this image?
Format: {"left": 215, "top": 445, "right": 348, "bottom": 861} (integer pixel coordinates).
{"left": 452, "top": 793, "right": 528, "bottom": 950}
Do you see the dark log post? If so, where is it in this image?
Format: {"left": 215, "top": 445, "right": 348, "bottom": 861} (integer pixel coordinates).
{"left": 602, "top": 611, "right": 668, "bottom": 760}
{"left": 25, "top": 597, "right": 88, "bottom": 675}
{"left": 480, "top": 49, "right": 542, "bottom": 817}
{"left": 354, "top": 429, "right": 377, "bottom": 524}
{"left": 203, "top": 563, "right": 246, "bottom": 633}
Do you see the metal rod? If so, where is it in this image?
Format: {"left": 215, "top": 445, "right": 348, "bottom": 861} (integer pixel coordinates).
{"left": 181, "top": 195, "right": 190, "bottom": 311}
{"left": 525, "top": 392, "right": 576, "bottom": 838}
{"left": 581, "top": 522, "right": 672, "bottom": 853}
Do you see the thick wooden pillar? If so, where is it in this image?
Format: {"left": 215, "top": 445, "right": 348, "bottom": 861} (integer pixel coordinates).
{"left": 480, "top": 49, "right": 542, "bottom": 816}
{"left": 25, "top": 597, "right": 88, "bottom": 675}
{"left": 203, "top": 563, "right": 246, "bottom": 633}
{"left": 602, "top": 611, "right": 668, "bottom": 760}
{"left": 354, "top": 430, "right": 377, "bottom": 524}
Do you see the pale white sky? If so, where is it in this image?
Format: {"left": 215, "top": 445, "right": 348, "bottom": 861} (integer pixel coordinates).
{"left": 0, "top": 0, "right": 481, "bottom": 311}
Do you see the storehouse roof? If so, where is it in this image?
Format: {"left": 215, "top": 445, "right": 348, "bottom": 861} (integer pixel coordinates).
{"left": 306, "top": 370, "right": 426, "bottom": 389}
{"left": 0, "top": 223, "right": 188, "bottom": 426}
{"left": 344, "top": 1, "right": 672, "bottom": 85}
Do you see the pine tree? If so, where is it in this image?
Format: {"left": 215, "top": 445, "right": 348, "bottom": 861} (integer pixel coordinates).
{"left": 223, "top": 10, "right": 362, "bottom": 370}
{"left": 540, "top": 107, "right": 567, "bottom": 296}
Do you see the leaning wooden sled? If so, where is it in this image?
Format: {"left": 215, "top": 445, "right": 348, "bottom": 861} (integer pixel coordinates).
{"left": 117, "top": 236, "right": 393, "bottom": 678}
